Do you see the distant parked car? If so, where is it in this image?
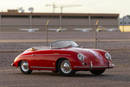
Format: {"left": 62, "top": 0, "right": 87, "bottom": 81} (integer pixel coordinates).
{"left": 20, "top": 28, "right": 39, "bottom": 32}
{"left": 12, "top": 40, "right": 114, "bottom": 75}
{"left": 74, "top": 28, "right": 92, "bottom": 32}
{"left": 96, "top": 26, "right": 105, "bottom": 32}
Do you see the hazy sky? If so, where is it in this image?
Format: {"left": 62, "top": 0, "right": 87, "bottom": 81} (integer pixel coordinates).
{"left": 0, "top": 0, "right": 129, "bottom": 17}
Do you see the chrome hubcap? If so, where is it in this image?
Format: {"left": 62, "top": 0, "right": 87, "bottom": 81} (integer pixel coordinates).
{"left": 21, "top": 61, "right": 29, "bottom": 72}
{"left": 60, "top": 60, "right": 72, "bottom": 74}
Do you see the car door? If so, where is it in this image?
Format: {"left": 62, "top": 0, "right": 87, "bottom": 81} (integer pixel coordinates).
{"left": 32, "top": 50, "right": 56, "bottom": 69}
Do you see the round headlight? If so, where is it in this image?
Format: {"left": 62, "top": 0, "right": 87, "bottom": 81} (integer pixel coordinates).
{"left": 105, "top": 52, "right": 112, "bottom": 60}
{"left": 77, "top": 53, "right": 85, "bottom": 61}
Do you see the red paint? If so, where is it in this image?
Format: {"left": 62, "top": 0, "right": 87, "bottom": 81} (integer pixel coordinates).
{"left": 12, "top": 47, "right": 114, "bottom": 71}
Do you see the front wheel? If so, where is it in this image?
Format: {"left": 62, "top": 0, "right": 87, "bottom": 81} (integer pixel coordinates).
{"left": 90, "top": 69, "right": 105, "bottom": 75}
{"left": 58, "top": 60, "right": 75, "bottom": 75}
{"left": 19, "top": 61, "right": 32, "bottom": 74}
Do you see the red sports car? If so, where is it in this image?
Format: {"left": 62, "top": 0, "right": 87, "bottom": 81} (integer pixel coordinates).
{"left": 12, "top": 40, "right": 114, "bottom": 75}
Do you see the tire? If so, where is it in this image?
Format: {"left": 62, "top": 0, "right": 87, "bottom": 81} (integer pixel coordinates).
{"left": 58, "top": 60, "right": 75, "bottom": 76}
{"left": 90, "top": 69, "right": 105, "bottom": 75}
{"left": 19, "top": 61, "right": 32, "bottom": 74}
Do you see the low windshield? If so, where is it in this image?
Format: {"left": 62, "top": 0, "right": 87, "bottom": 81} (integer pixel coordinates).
{"left": 50, "top": 40, "right": 79, "bottom": 49}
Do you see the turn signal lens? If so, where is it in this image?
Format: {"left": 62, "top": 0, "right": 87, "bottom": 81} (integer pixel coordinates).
{"left": 28, "top": 48, "right": 36, "bottom": 51}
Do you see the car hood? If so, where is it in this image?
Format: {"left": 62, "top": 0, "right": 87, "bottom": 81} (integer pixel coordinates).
{"left": 65, "top": 47, "right": 106, "bottom": 64}
{"left": 66, "top": 47, "right": 105, "bottom": 55}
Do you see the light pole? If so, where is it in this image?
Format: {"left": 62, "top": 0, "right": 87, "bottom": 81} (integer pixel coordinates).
{"left": 28, "top": 7, "right": 34, "bottom": 29}
{"left": 46, "top": 4, "right": 81, "bottom": 32}
{"left": 57, "top": 5, "right": 81, "bottom": 31}
{"left": 59, "top": 6, "right": 63, "bottom": 30}
{"left": 45, "top": 20, "right": 50, "bottom": 46}
{"left": 95, "top": 20, "right": 99, "bottom": 49}
{"left": 46, "top": 3, "right": 56, "bottom": 13}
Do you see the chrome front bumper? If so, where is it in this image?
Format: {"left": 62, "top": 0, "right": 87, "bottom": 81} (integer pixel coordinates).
{"left": 74, "top": 64, "right": 114, "bottom": 69}
{"left": 74, "top": 62, "right": 115, "bottom": 69}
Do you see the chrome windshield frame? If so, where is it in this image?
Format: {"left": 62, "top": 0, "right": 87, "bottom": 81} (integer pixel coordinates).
{"left": 50, "top": 40, "right": 79, "bottom": 49}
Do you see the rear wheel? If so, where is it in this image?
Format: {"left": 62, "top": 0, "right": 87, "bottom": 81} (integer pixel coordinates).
{"left": 58, "top": 60, "right": 75, "bottom": 75}
{"left": 90, "top": 69, "right": 105, "bottom": 75}
{"left": 19, "top": 61, "right": 32, "bottom": 74}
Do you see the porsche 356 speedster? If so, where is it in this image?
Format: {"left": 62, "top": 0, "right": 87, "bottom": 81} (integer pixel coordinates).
{"left": 12, "top": 40, "right": 114, "bottom": 75}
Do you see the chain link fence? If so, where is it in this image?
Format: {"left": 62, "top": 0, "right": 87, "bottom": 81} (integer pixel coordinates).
{"left": 0, "top": 25, "right": 129, "bottom": 51}
{"left": 0, "top": 25, "right": 130, "bottom": 66}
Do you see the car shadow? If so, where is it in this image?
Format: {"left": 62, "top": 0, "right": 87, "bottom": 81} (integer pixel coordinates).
{"left": 15, "top": 71, "right": 108, "bottom": 77}
{"left": 14, "top": 71, "right": 130, "bottom": 82}
{"left": 31, "top": 72, "right": 94, "bottom": 77}
{"left": 14, "top": 71, "right": 97, "bottom": 77}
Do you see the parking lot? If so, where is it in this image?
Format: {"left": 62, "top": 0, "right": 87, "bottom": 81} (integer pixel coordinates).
{"left": 0, "top": 32, "right": 130, "bottom": 87}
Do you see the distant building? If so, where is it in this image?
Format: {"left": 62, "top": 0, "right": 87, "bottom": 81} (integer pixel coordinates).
{"left": 120, "top": 15, "right": 130, "bottom": 32}
{"left": 120, "top": 15, "right": 130, "bottom": 25}
{"left": 0, "top": 10, "right": 119, "bottom": 32}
